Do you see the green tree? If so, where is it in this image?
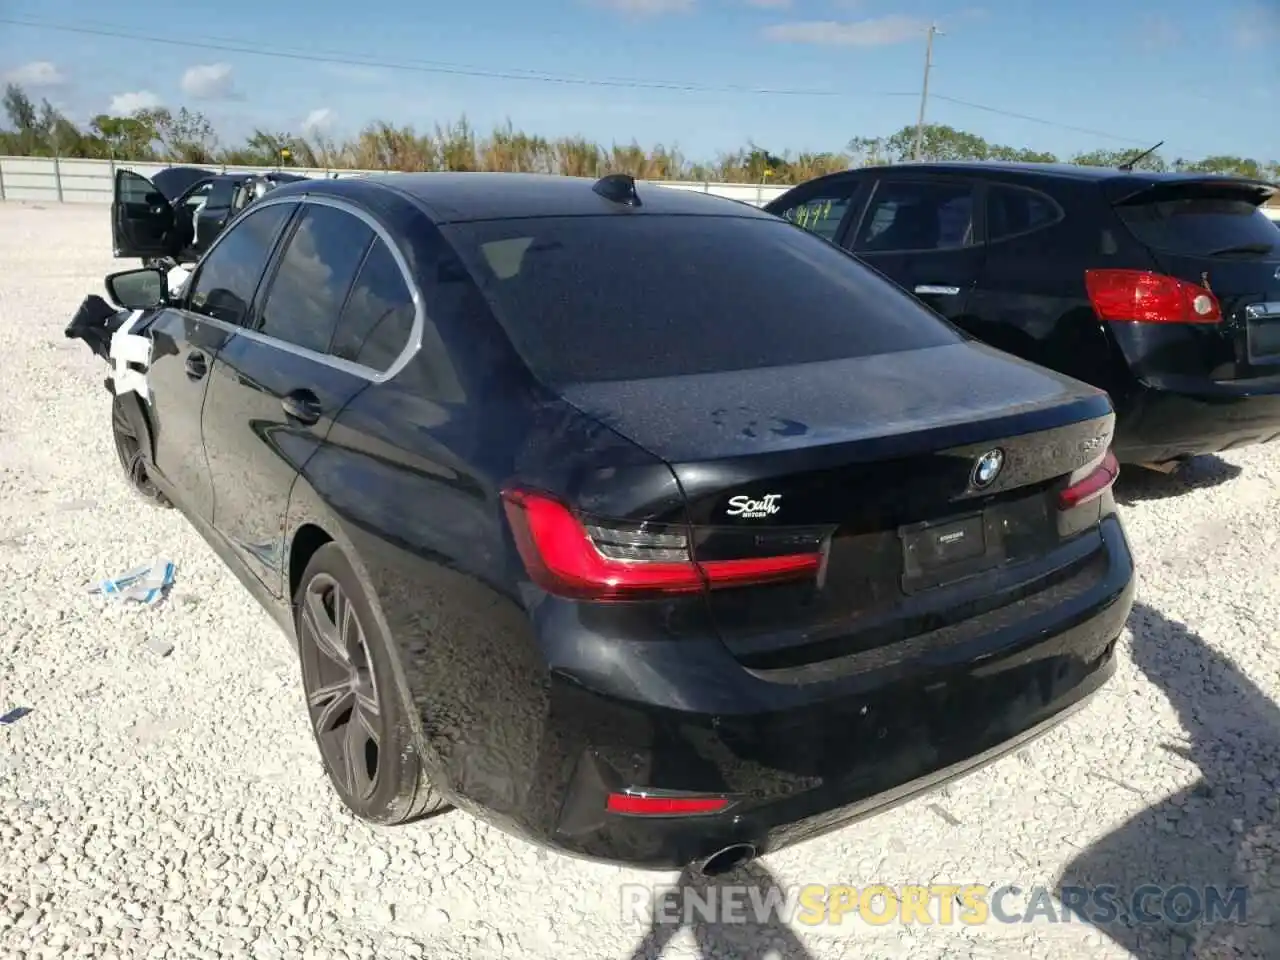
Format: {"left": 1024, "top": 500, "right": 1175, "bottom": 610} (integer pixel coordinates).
{"left": 90, "top": 114, "right": 160, "bottom": 159}
{"left": 1070, "top": 147, "right": 1167, "bottom": 172}
{"left": 138, "top": 107, "right": 218, "bottom": 163}
{"left": 881, "top": 123, "right": 993, "bottom": 162}
{"left": 1184, "top": 155, "right": 1266, "bottom": 179}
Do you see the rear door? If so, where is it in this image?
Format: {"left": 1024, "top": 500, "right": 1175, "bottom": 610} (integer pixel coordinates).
{"left": 139, "top": 200, "right": 297, "bottom": 519}
{"left": 1105, "top": 178, "right": 1280, "bottom": 383}
{"left": 964, "top": 181, "right": 1114, "bottom": 382}
{"left": 844, "top": 176, "right": 986, "bottom": 327}
{"left": 112, "top": 170, "right": 178, "bottom": 259}
{"left": 200, "top": 199, "right": 377, "bottom": 594}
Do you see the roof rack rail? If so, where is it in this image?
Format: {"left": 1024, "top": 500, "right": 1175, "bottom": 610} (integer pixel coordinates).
{"left": 593, "top": 173, "right": 642, "bottom": 207}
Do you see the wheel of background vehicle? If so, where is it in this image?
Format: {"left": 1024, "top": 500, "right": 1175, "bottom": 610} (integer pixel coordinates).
{"left": 111, "top": 397, "right": 171, "bottom": 507}
{"left": 294, "top": 543, "right": 450, "bottom": 825}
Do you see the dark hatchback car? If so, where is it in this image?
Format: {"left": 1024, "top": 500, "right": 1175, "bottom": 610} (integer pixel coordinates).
{"left": 112, "top": 166, "right": 310, "bottom": 268}
{"left": 766, "top": 163, "right": 1280, "bottom": 467}
{"left": 66, "top": 172, "right": 1135, "bottom": 873}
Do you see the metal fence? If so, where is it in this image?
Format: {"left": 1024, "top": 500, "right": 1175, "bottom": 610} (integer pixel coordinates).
{"left": 0, "top": 155, "right": 795, "bottom": 207}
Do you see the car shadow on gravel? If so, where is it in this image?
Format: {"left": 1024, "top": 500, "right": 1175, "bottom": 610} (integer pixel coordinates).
{"left": 626, "top": 861, "right": 815, "bottom": 960}
{"left": 1114, "top": 455, "right": 1242, "bottom": 504}
{"left": 1056, "top": 602, "right": 1280, "bottom": 959}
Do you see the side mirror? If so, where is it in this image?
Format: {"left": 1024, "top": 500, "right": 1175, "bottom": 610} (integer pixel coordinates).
{"left": 105, "top": 267, "right": 168, "bottom": 310}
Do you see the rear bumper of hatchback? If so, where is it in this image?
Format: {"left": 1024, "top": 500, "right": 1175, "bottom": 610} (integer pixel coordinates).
{"left": 1112, "top": 377, "right": 1280, "bottom": 464}
{"left": 518, "top": 515, "right": 1135, "bottom": 871}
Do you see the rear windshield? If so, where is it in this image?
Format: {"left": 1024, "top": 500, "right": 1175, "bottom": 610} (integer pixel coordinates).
{"left": 1117, "top": 197, "right": 1279, "bottom": 258}
{"left": 442, "top": 214, "right": 961, "bottom": 384}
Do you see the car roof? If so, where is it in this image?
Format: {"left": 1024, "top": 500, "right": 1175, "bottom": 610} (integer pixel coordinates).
{"left": 266, "top": 171, "right": 778, "bottom": 223}
{"left": 804, "top": 160, "right": 1275, "bottom": 189}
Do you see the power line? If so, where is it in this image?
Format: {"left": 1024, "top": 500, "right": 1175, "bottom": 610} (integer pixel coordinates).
{"left": 1, "top": 16, "right": 1156, "bottom": 148}
{"left": 930, "top": 94, "right": 1152, "bottom": 147}
{"left": 0, "top": 17, "right": 908, "bottom": 98}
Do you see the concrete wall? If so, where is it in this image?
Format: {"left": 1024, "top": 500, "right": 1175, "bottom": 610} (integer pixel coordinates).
{"left": 0, "top": 155, "right": 795, "bottom": 207}
{"left": 4, "top": 155, "right": 1275, "bottom": 221}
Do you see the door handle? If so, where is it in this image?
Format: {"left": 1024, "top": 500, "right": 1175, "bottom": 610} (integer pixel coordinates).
{"left": 184, "top": 351, "right": 208, "bottom": 380}
{"left": 914, "top": 285, "right": 961, "bottom": 296}
{"left": 281, "top": 389, "right": 322, "bottom": 426}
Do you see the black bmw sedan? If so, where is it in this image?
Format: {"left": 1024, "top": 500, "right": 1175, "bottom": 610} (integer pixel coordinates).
{"left": 66, "top": 171, "right": 1136, "bottom": 874}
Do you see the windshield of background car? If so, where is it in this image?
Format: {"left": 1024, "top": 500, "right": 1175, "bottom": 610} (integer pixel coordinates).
{"left": 1117, "top": 197, "right": 1279, "bottom": 257}
{"left": 442, "top": 214, "right": 963, "bottom": 384}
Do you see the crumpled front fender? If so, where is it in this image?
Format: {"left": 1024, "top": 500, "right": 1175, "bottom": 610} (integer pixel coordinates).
{"left": 65, "top": 294, "right": 155, "bottom": 404}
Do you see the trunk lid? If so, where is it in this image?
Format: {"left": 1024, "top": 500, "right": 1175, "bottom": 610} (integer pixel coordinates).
{"left": 560, "top": 341, "right": 1116, "bottom": 665}
{"left": 1107, "top": 177, "right": 1280, "bottom": 383}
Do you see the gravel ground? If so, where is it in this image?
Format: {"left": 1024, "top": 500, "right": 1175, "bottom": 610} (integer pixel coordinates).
{"left": 0, "top": 201, "right": 1277, "bottom": 960}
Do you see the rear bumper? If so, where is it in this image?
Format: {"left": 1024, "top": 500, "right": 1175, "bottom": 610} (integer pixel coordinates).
{"left": 1111, "top": 378, "right": 1280, "bottom": 463}
{"left": 505, "top": 515, "right": 1135, "bottom": 870}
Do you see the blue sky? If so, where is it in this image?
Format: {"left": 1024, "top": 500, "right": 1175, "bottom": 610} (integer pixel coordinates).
{"left": 1, "top": 0, "right": 1277, "bottom": 163}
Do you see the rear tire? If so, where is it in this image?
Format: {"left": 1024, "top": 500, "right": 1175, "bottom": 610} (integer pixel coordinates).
{"left": 293, "top": 543, "right": 450, "bottom": 825}
{"left": 111, "top": 397, "right": 170, "bottom": 507}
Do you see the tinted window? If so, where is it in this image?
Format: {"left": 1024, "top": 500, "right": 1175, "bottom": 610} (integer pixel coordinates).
{"left": 118, "top": 172, "right": 158, "bottom": 205}
{"left": 854, "top": 180, "right": 975, "bottom": 252}
{"left": 774, "top": 185, "right": 858, "bottom": 241}
{"left": 988, "top": 186, "right": 1061, "bottom": 241}
{"left": 258, "top": 205, "right": 375, "bottom": 353}
{"left": 207, "top": 179, "right": 235, "bottom": 208}
{"left": 188, "top": 203, "right": 294, "bottom": 327}
{"left": 331, "top": 238, "right": 416, "bottom": 371}
{"left": 444, "top": 215, "right": 960, "bottom": 384}
{"left": 1117, "top": 198, "right": 1278, "bottom": 257}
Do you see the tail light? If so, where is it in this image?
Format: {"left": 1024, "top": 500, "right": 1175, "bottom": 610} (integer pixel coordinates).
{"left": 606, "top": 791, "right": 730, "bottom": 816}
{"left": 501, "top": 488, "right": 824, "bottom": 602}
{"left": 1059, "top": 449, "right": 1120, "bottom": 510}
{"left": 1085, "top": 269, "right": 1222, "bottom": 324}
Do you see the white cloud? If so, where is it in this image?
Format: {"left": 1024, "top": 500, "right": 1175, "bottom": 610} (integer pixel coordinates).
{"left": 1231, "top": 2, "right": 1280, "bottom": 49}
{"left": 181, "top": 63, "right": 237, "bottom": 99}
{"left": 2, "top": 61, "right": 67, "bottom": 88}
{"left": 762, "top": 15, "right": 930, "bottom": 45}
{"left": 587, "top": 0, "right": 695, "bottom": 15}
{"left": 109, "top": 91, "right": 163, "bottom": 115}
{"left": 302, "top": 108, "right": 335, "bottom": 134}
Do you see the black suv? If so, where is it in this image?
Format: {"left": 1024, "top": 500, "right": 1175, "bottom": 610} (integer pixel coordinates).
{"left": 66, "top": 172, "right": 1133, "bottom": 872}
{"left": 766, "top": 163, "right": 1280, "bottom": 467}
{"left": 111, "top": 166, "right": 310, "bottom": 269}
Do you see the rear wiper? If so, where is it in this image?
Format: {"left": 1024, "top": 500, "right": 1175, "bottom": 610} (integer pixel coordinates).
{"left": 1206, "top": 242, "right": 1276, "bottom": 257}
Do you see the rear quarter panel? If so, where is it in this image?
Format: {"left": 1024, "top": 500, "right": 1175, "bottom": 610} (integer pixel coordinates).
{"left": 967, "top": 178, "right": 1142, "bottom": 401}
{"left": 276, "top": 200, "right": 707, "bottom": 832}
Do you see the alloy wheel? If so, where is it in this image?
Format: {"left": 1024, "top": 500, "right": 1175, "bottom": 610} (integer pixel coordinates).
{"left": 298, "top": 573, "right": 383, "bottom": 802}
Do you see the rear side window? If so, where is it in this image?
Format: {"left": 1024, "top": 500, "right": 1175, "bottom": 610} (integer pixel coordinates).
{"left": 853, "top": 180, "right": 976, "bottom": 253}
{"left": 331, "top": 238, "right": 417, "bottom": 371}
{"left": 443, "top": 214, "right": 961, "bottom": 384}
{"left": 988, "top": 185, "right": 1061, "bottom": 241}
{"left": 1117, "top": 198, "right": 1278, "bottom": 257}
{"left": 258, "top": 204, "right": 374, "bottom": 353}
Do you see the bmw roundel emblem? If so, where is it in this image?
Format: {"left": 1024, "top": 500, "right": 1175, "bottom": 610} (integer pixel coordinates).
{"left": 971, "top": 449, "right": 1005, "bottom": 489}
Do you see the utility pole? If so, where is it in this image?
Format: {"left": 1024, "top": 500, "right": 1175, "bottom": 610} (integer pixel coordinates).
{"left": 913, "top": 23, "right": 941, "bottom": 161}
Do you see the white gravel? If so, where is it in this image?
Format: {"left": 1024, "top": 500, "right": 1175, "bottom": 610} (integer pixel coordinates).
{"left": 1, "top": 201, "right": 1277, "bottom": 960}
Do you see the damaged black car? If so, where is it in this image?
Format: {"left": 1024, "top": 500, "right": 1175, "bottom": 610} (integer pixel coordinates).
{"left": 67, "top": 171, "right": 1135, "bottom": 873}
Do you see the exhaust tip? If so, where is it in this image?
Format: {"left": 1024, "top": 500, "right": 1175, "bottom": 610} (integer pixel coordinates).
{"left": 698, "top": 843, "right": 757, "bottom": 877}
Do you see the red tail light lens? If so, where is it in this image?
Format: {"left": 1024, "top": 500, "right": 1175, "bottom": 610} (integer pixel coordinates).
{"left": 501, "top": 488, "right": 822, "bottom": 601}
{"left": 606, "top": 792, "right": 730, "bottom": 816}
{"left": 1059, "top": 450, "right": 1120, "bottom": 510}
{"left": 1085, "top": 269, "right": 1221, "bottom": 324}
